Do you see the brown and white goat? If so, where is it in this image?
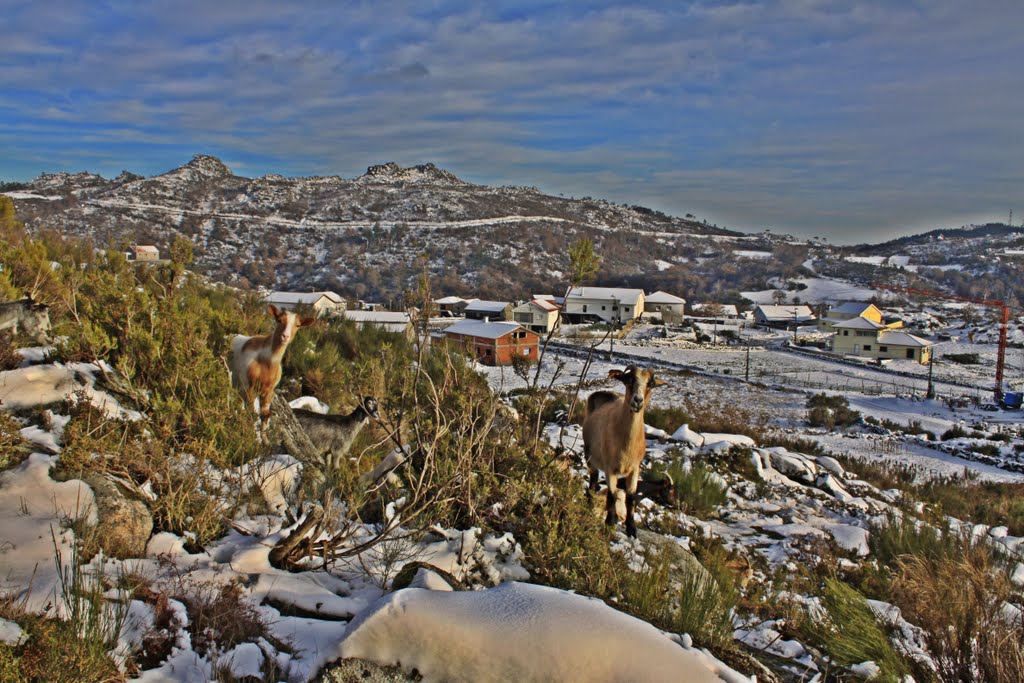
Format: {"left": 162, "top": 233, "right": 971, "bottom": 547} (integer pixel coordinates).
{"left": 582, "top": 365, "right": 666, "bottom": 537}
{"left": 230, "top": 305, "right": 314, "bottom": 437}
{"left": 293, "top": 397, "right": 380, "bottom": 473}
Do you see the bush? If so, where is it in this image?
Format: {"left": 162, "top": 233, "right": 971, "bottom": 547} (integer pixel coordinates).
{"left": 806, "top": 393, "right": 861, "bottom": 430}
{"left": 664, "top": 459, "right": 727, "bottom": 518}
{"left": 942, "top": 425, "right": 969, "bottom": 441}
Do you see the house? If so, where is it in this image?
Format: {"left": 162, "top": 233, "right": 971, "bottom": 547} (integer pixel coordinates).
{"left": 132, "top": 245, "right": 160, "bottom": 261}
{"left": 342, "top": 310, "right": 414, "bottom": 340}
{"left": 464, "top": 299, "right": 512, "bottom": 321}
{"left": 563, "top": 287, "right": 645, "bottom": 325}
{"left": 442, "top": 320, "right": 539, "bottom": 366}
{"left": 817, "top": 301, "right": 883, "bottom": 332}
{"left": 689, "top": 303, "right": 739, "bottom": 320}
{"left": 264, "top": 291, "right": 346, "bottom": 316}
{"left": 434, "top": 296, "right": 471, "bottom": 317}
{"left": 512, "top": 298, "right": 560, "bottom": 334}
{"left": 833, "top": 321, "right": 933, "bottom": 364}
{"left": 644, "top": 291, "right": 687, "bottom": 324}
{"left": 753, "top": 304, "right": 816, "bottom": 329}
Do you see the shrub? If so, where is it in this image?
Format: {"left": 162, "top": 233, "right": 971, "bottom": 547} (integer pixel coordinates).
{"left": 664, "top": 459, "right": 727, "bottom": 518}
{"left": 942, "top": 425, "right": 969, "bottom": 441}
{"left": 0, "top": 410, "right": 28, "bottom": 471}
{"left": 806, "top": 393, "right": 861, "bottom": 430}
{"left": 870, "top": 514, "right": 968, "bottom": 567}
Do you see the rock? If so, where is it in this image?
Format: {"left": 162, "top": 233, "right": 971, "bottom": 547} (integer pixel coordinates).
{"left": 766, "top": 449, "right": 817, "bottom": 483}
{"left": 82, "top": 474, "right": 153, "bottom": 558}
{"left": 316, "top": 659, "right": 420, "bottom": 683}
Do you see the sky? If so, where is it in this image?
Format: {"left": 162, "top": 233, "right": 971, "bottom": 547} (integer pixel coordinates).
{"left": 1, "top": 1, "right": 1022, "bottom": 244}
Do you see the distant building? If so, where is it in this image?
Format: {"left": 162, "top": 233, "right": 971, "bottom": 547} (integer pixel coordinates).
{"left": 833, "top": 322, "right": 933, "bottom": 365}
{"left": 688, "top": 303, "right": 739, "bottom": 320}
{"left": 443, "top": 320, "right": 539, "bottom": 366}
{"left": 343, "top": 310, "right": 414, "bottom": 340}
{"left": 563, "top": 287, "right": 645, "bottom": 325}
{"left": 753, "top": 304, "right": 816, "bottom": 329}
{"left": 434, "top": 296, "right": 471, "bottom": 317}
{"left": 644, "top": 291, "right": 687, "bottom": 323}
{"left": 264, "top": 291, "right": 346, "bottom": 316}
{"left": 132, "top": 245, "right": 160, "bottom": 261}
{"left": 817, "top": 301, "right": 883, "bottom": 332}
{"left": 464, "top": 299, "right": 512, "bottom": 321}
{"left": 512, "top": 298, "right": 560, "bottom": 334}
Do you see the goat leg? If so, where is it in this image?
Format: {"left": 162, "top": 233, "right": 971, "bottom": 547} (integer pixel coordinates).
{"left": 604, "top": 475, "right": 619, "bottom": 527}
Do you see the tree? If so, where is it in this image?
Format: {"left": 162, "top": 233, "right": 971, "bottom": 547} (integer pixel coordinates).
{"left": 772, "top": 289, "right": 787, "bottom": 305}
{"left": 567, "top": 238, "right": 600, "bottom": 289}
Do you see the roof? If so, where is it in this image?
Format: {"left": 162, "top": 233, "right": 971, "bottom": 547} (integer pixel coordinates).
{"left": 265, "top": 291, "right": 345, "bottom": 305}
{"left": 133, "top": 245, "right": 159, "bottom": 254}
{"left": 877, "top": 331, "right": 933, "bottom": 347}
{"left": 691, "top": 303, "right": 737, "bottom": 316}
{"left": 830, "top": 301, "right": 876, "bottom": 315}
{"left": 521, "top": 299, "right": 559, "bottom": 312}
{"left": 444, "top": 320, "right": 528, "bottom": 340}
{"left": 754, "top": 304, "right": 815, "bottom": 321}
{"left": 832, "top": 317, "right": 885, "bottom": 330}
{"left": 343, "top": 311, "right": 411, "bottom": 324}
{"left": 434, "top": 296, "right": 469, "bottom": 305}
{"left": 645, "top": 291, "right": 686, "bottom": 305}
{"left": 464, "top": 300, "right": 510, "bottom": 313}
{"left": 566, "top": 287, "right": 645, "bottom": 305}
{"left": 533, "top": 294, "right": 556, "bottom": 301}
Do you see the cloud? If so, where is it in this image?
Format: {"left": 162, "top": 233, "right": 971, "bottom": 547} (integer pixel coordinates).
{"left": 0, "top": 1, "right": 1022, "bottom": 242}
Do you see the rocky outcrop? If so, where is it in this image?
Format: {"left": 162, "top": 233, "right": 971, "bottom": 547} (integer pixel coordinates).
{"left": 81, "top": 474, "right": 153, "bottom": 558}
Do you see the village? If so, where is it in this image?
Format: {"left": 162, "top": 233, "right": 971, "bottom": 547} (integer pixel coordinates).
{"left": 258, "top": 282, "right": 1023, "bottom": 411}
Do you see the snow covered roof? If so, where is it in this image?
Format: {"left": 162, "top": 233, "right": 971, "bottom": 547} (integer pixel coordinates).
{"left": 434, "top": 296, "right": 469, "bottom": 305}
{"left": 877, "top": 330, "right": 933, "bottom": 347}
{"left": 133, "top": 245, "right": 159, "bottom": 254}
{"left": 691, "top": 303, "right": 737, "bottom": 316}
{"left": 444, "top": 320, "right": 525, "bottom": 339}
{"left": 464, "top": 300, "right": 510, "bottom": 313}
{"left": 343, "top": 311, "right": 410, "bottom": 324}
{"left": 533, "top": 294, "right": 556, "bottom": 301}
{"left": 645, "top": 291, "right": 686, "bottom": 305}
{"left": 265, "top": 291, "right": 345, "bottom": 306}
{"left": 754, "top": 304, "right": 815, "bottom": 321}
{"left": 831, "top": 317, "right": 885, "bottom": 330}
{"left": 566, "top": 287, "right": 645, "bottom": 305}
{"left": 830, "top": 301, "right": 877, "bottom": 315}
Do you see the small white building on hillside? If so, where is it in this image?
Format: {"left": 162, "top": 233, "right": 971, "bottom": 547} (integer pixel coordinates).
{"left": 689, "top": 303, "right": 739, "bottom": 320}
{"left": 644, "top": 291, "right": 687, "bottom": 324}
{"left": 343, "top": 310, "right": 414, "bottom": 339}
{"left": 434, "top": 296, "right": 471, "bottom": 317}
{"left": 563, "top": 287, "right": 645, "bottom": 325}
{"left": 464, "top": 299, "right": 512, "bottom": 321}
{"left": 265, "top": 291, "right": 346, "bottom": 316}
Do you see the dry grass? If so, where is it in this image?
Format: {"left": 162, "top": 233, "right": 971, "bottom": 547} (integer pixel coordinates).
{"left": 892, "top": 546, "right": 1024, "bottom": 683}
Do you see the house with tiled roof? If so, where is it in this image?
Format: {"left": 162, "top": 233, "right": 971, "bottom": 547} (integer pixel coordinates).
{"left": 644, "top": 291, "right": 687, "bottom": 324}
{"left": 264, "top": 291, "right": 346, "bottom": 316}
{"left": 512, "top": 298, "right": 560, "bottom": 334}
{"left": 752, "top": 304, "right": 816, "bottom": 329}
{"left": 442, "top": 320, "right": 539, "bottom": 366}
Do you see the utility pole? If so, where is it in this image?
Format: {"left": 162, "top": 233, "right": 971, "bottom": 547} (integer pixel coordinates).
{"left": 745, "top": 339, "right": 751, "bottom": 382}
{"left": 927, "top": 350, "right": 936, "bottom": 399}
{"left": 608, "top": 296, "right": 619, "bottom": 362}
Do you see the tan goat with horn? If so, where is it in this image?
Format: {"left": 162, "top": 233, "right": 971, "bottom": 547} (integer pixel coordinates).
{"left": 582, "top": 365, "right": 666, "bottom": 537}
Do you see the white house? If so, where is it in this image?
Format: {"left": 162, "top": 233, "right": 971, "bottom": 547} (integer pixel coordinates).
{"left": 434, "top": 296, "right": 471, "bottom": 317}
{"left": 343, "top": 310, "right": 414, "bottom": 339}
{"left": 464, "top": 299, "right": 512, "bottom": 321}
{"left": 563, "top": 287, "right": 645, "bottom": 325}
{"left": 753, "top": 304, "right": 816, "bottom": 329}
{"left": 265, "top": 291, "right": 346, "bottom": 316}
{"left": 512, "top": 298, "right": 560, "bottom": 334}
{"left": 644, "top": 291, "right": 687, "bottom": 323}
{"left": 689, "top": 303, "right": 739, "bottom": 320}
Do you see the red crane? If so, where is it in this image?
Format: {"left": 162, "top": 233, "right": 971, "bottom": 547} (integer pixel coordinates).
{"left": 873, "top": 284, "right": 1010, "bottom": 401}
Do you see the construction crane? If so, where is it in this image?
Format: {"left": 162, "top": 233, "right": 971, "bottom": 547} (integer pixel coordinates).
{"left": 873, "top": 284, "right": 1011, "bottom": 401}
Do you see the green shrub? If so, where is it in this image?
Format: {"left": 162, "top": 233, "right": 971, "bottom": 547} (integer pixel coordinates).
{"left": 664, "top": 459, "right": 727, "bottom": 518}
{"left": 806, "top": 393, "right": 861, "bottom": 430}
{"left": 942, "top": 425, "right": 969, "bottom": 441}
{"left": 870, "top": 514, "right": 968, "bottom": 567}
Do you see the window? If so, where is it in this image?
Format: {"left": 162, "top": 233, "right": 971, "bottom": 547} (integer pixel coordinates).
{"left": 522, "top": 348, "right": 530, "bottom": 355}
{"left": 863, "top": 345, "right": 871, "bottom": 351}
{"left": 602, "top": 305, "right": 606, "bottom": 310}
{"left": 843, "top": 330, "right": 849, "bottom": 336}
{"left": 906, "top": 349, "right": 915, "bottom": 359}
{"left": 879, "top": 346, "right": 888, "bottom": 352}
{"left": 582, "top": 305, "right": 587, "bottom": 312}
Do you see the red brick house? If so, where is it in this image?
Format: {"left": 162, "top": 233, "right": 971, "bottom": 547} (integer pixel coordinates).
{"left": 443, "top": 320, "right": 539, "bottom": 366}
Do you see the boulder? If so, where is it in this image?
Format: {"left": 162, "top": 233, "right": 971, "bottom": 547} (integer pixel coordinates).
{"left": 82, "top": 474, "right": 153, "bottom": 558}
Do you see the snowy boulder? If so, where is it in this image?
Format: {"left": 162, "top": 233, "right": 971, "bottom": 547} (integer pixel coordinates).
{"left": 0, "top": 618, "right": 25, "bottom": 646}
{"left": 338, "top": 582, "right": 752, "bottom": 683}
{"left": 700, "top": 433, "right": 756, "bottom": 453}
{"left": 81, "top": 473, "right": 153, "bottom": 558}
{"left": 814, "top": 455, "right": 846, "bottom": 479}
{"left": 825, "top": 524, "right": 870, "bottom": 557}
{"left": 644, "top": 424, "right": 669, "bottom": 440}
{"left": 1011, "top": 563, "right": 1024, "bottom": 588}
{"left": 670, "top": 423, "right": 704, "bottom": 448}
{"left": 290, "top": 395, "right": 330, "bottom": 414}
{"left": 816, "top": 472, "right": 855, "bottom": 504}
{"left": 765, "top": 449, "right": 817, "bottom": 483}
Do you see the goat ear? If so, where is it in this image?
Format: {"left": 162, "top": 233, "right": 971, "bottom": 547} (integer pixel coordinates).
{"left": 267, "top": 304, "right": 281, "bottom": 318}
{"left": 300, "top": 316, "right": 316, "bottom": 327}
{"left": 607, "top": 369, "right": 623, "bottom": 380}
{"left": 652, "top": 377, "right": 668, "bottom": 387}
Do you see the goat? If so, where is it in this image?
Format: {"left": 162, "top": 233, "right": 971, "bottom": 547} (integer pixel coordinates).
{"left": 582, "top": 365, "right": 666, "bottom": 537}
{"left": 293, "top": 397, "right": 379, "bottom": 473}
{"left": 230, "top": 305, "right": 314, "bottom": 437}
{"left": 0, "top": 294, "right": 50, "bottom": 344}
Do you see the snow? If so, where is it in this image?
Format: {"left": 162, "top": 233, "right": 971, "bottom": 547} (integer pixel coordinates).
{"left": 0, "top": 453, "right": 97, "bottom": 613}
{"left": 0, "top": 362, "right": 142, "bottom": 419}
{"left": 654, "top": 258, "right": 673, "bottom": 271}
{"left": 339, "top": 582, "right": 751, "bottom": 683}
{"left": 0, "top": 618, "right": 26, "bottom": 646}
{"left": 825, "top": 524, "right": 870, "bottom": 556}
{"left": 742, "top": 277, "right": 876, "bottom": 304}
{"left": 289, "top": 396, "right": 331, "bottom": 414}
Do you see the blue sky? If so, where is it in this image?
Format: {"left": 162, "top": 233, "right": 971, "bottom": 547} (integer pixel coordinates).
{"left": 1, "top": 1, "right": 1021, "bottom": 243}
